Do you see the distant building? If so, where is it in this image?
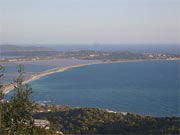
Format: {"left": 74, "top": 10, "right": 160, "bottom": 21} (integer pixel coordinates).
{"left": 157, "top": 54, "right": 162, "bottom": 57}
{"left": 105, "top": 109, "right": 117, "bottom": 113}
{"left": 8, "top": 59, "right": 17, "bottom": 62}
{"left": 32, "top": 58, "right": 37, "bottom": 61}
{"left": 56, "top": 131, "right": 64, "bottom": 134}
{"left": 47, "top": 109, "right": 51, "bottom": 112}
{"left": 148, "top": 54, "right": 154, "bottom": 58}
{"left": 34, "top": 119, "right": 50, "bottom": 129}
{"left": 121, "top": 112, "right": 128, "bottom": 116}
{"left": 163, "top": 54, "right": 166, "bottom": 57}
{"left": 89, "top": 54, "right": 95, "bottom": 57}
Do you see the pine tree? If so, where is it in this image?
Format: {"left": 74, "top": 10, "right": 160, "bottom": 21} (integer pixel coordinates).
{"left": 0, "top": 65, "right": 4, "bottom": 134}
{"left": 3, "top": 65, "right": 35, "bottom": 134}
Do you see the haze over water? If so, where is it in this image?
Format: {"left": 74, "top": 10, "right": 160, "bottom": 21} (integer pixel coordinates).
{"left": 1, "top": 0, "right": 179, "bottom": 118}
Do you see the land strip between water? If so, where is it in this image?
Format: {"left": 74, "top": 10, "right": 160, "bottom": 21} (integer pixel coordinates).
{"left": 1, "top": 59, "right": 176, "bottom": 94}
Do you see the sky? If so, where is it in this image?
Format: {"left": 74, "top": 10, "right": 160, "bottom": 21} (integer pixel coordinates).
{"left": 0, "top": 0, "right": 179, "bottom": 45}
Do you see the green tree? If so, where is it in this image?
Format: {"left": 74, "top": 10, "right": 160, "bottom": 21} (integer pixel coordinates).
{"left": 0, "top": 65, "right": 4, "bottom": 84}
{"left": 3, "top": 65, "right": 35, "bottom": 134}
{"left": 0, "top": 65, "right": 4, "bottom": 133}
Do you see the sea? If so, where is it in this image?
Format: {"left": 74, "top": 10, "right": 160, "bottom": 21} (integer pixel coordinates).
{"left": 5, "top": 60, "right": 179, "bottom": 117}
{"left": 1, "top": 59, "right": 98, "bottom": 83}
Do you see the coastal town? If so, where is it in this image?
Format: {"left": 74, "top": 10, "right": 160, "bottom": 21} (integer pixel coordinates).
{"left": 1, "top": 0, "right": 179, "bottom": 134}
{"left": 0, "top": 45, "right": 179, "bottom": 94}
{"left": 0, "top": 45, "right": 180, "bottom": 134}
{"left": 0, "top": 45, "right": 179, "bottom": 63}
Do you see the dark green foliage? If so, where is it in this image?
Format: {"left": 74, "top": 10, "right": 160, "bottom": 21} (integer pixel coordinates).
{"left": 0, "top": 65, "right": 59, "bottom": 134}
{"left": 35, "top": 104, "right": 71, "bottom": 112}
{"left": 0, "top": 64, "right": 179, "bottom": 134}
{"left": 34, "top": 107, "right": 180, "bottom": 134}
{"left": 0, "top": 65, "right": 4, "bottom": 88}
{"left": 0, "top": 65, "right": 4, "bottom": 132}
{"left": 0, "top": 65, "right": 4, "bottom": 98}
{"left": 64, "top": 50, "right": 147, "bottom": 61}
{"left": 1, "top": 65, "right": 35, "bottom": 134}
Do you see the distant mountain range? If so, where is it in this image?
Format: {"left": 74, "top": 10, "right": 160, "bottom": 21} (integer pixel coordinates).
{"left": 0, "top": 45, "right": 56, "bottom": 52}
{"left": 0, "top": 45, "right": 179, "bottom": 61}
{"left": 0, "top": 45, "right": 59, "bottom": 56}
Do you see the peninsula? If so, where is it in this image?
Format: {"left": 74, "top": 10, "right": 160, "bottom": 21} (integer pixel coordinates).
{"left": 1, "top": 45, "right": 179, "bottom": 94}
{"left": 1, "top": 59, "right": 148, "bottom": 94}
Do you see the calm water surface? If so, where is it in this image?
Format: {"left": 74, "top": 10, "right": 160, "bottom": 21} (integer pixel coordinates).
{"left": 6, "top": 60, "right": 179, "bottom": 116}
{"left": 2, "top": 59, "right": 98, "bottom": 83}
{"left": 27, "top": 60, "right": 179, "bottom": 117}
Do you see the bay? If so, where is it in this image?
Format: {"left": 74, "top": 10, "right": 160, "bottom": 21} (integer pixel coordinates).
{"left": 28, "top": 60, "right": 179, "bottom": 117}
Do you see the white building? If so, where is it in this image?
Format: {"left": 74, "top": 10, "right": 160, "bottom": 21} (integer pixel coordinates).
{"left": 34, "top": 119, "right": 50, "bottom": 129}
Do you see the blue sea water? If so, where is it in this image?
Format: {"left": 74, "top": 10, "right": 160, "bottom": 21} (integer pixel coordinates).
{"left": 2, "top": 59, "right": 98, "bottom": 83}
{"left": 7, "top": 60, "right": 180, "bottom": 117}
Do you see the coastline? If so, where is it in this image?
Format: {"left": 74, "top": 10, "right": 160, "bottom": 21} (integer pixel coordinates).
{"left": 1, "top": 59, "right": 178, "bottom": 94}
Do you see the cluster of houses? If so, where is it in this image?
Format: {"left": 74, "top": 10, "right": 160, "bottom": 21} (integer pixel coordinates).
{"left": 0, "top": 56, "right": 41, "bottom": 63}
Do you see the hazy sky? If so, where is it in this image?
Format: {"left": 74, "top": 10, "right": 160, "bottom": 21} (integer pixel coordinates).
{"left": 0, "top": 0, "right": 179, "bottom": 45}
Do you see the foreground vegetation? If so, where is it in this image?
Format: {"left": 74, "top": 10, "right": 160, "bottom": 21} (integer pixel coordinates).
{"left": 34, "top": 107, "right": 180, "bottom": 134}
{"left": 0, "top": 65, "right": 180, "bottom": 134}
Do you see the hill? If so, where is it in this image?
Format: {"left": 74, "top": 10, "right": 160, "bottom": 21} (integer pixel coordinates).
{"left": 34, "top": 107, "right": 180, "bottom": 134}
{"left": 0, "top": 45, "right": 59, "bottom": 56}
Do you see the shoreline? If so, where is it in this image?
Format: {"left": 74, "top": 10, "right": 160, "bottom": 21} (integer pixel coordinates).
{"left": 1, "top": 59, "right": 178, "bottom": 94}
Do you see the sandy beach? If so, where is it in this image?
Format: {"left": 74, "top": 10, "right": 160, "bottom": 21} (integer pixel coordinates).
{"left": 0, "top": 59, "right": 158, "bottom": 94}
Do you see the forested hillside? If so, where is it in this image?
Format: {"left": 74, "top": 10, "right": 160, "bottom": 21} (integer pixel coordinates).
{"left": 34, "top": 107, "right": 180, "bottom": 134}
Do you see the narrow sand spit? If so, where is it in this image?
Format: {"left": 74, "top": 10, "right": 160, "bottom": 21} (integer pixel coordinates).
{"left": 1, "top": 59, "right": 148, "bottom": 94}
